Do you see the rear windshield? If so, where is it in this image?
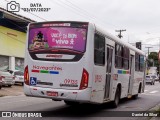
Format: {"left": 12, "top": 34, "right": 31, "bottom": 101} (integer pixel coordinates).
{"left": 28, "top": 25, "right": 87, "bottom": 53}
{"left": 151, "top": 76, "right": 156, "bottom": 78}
{"left": 14, "top": 71, "right": 24, "bottom": 76}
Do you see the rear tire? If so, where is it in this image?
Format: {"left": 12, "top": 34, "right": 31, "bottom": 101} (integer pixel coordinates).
{"left": 64, "top": 100, "right": 79, "bottom": 105}
{"left": 111, "top": 87, "right": 120, "bottom": 108}
{"left": 0, "top": 85, "right": 2, "bottom": 89}
{"left": 132, "top": 94, "right": 138, "bottom": 99}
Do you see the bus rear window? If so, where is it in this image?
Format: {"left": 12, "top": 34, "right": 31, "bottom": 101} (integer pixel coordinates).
{"left": 28, "top": 27, "right": 87, "bottom": 53}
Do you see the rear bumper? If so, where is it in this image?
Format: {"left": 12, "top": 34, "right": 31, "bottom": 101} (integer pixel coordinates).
{"left": 24, "top": 85, "right": 92, "bottom": 102}
{"left": 2, "top": 81, "right": 14, "bottom": 85}
{"left": 146, "top": 81, "right": 152, "bottom": 83}
{"left": 14, "top": 80, "right": 24, "bottom": 83}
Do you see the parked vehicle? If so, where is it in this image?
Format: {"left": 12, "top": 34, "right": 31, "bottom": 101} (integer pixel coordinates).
{"left": 0, "top": 78, "right": 2, "bottom": 89}
{"left": 0, "top": 71, "right": 15, "bottom": 87}
{"left": 145, "top": 75, "right": 155, "bottom": 85}
{"left": 147, "top": 67, "right": 159, "bottom": 82}
{"left": 151, "top": 75, "right": 158, "bottom": 82}
{"left": 13, "top": 71, "right": 24, "bottom": 85}
{"left": 7, "top": 70, "right": 24, "bottom": 86}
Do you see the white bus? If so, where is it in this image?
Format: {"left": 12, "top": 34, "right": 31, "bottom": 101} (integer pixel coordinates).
{"left": 24, "top": 21, "right": 145, "bottom": 107}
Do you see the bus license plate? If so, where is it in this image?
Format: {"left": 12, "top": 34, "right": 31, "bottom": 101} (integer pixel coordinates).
{"left": 46, "top": 91, "right": 58, "bottom": 96}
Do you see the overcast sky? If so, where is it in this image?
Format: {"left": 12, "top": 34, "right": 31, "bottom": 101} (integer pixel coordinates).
{"left": 1, "top": 0, "right": 160, "bottom": 54}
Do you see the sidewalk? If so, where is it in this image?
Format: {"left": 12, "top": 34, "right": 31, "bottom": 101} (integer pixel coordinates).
{"left": 136, "top": 103, "right": 160, "bottom": 120}
{"left": 149, "top": 104, "right": 160, "bottom": 120}
{"left": 0, "top": 85, "right": 24, "bottom": 97}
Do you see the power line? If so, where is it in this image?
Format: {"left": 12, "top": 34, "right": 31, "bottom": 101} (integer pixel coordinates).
{"left": 130, "top": 43, "right": 160, "bottom": 46}
{"left": 52, "top": 0, "right": 96, "bottom": 21}
{"left": 64, "top": 0, "right": 120, "bottom": 28}
{"left": 26, "top": 11, "right": 47, "bottom": 21}
{"left": 51, "top": 0, "right": 120, "bottom": 29}
{"left": 145, "top": 47, "right": 153, "bottom": 56}
{"left": 142, "top": 44, "right": 159, "bottom": 46}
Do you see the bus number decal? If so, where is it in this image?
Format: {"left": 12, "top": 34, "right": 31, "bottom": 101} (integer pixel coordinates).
{"left": 64, "top": 79, "right": 78, "bottom": 85}
{"left": 60, "top": 79, "right": 78, "bottom": 87}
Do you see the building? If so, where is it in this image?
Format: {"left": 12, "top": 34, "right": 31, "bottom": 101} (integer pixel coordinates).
{"left": 0, "top": 7, "right": 35, "bottom": 71}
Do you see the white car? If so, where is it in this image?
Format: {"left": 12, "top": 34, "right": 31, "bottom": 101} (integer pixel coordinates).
{"left": 154, "top": 75, "right": 160, "bottom": 82}
{"left": 0, "top": 71, "right": 15, "bottom": 87}
{"left": 13, "top": 71, "right": 24, "bottom": 85}
{"left": 145, "top": 75, "right": 155, "bottom": 85}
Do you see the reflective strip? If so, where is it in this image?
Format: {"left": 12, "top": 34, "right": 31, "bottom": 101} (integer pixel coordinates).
{"left": 31, "top": 69, "right": 59, "bottom": 74}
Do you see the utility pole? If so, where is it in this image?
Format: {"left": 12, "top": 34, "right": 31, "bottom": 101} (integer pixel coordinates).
{"left": 145, "top": 46, "right": 153, "bottom": 56}
{"left": 145, "top": 46, "right": 153, "bottom": 68}
{"left": 115, "top": 29, "right": 126, "bottom": 39}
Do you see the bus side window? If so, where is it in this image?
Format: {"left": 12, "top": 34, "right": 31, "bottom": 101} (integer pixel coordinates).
{"left": 94, "top": 33, "right": 105, "bottom": 65}
{"left": 115, "top": 43, "right": 123, "bottom": 68}
{"left": 123, "top": 47, "right": 129, "bottom": 70}
{"left": 140, "top": 55, "right": 144, "bottom": 72}
{"left": 135, "top": 53, "right": 140, "bottom": 71}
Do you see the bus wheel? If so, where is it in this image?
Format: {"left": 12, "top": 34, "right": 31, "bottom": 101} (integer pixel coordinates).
{"left": 112, "top": 87, "right": 120, "bottom": 108}
{"left": 132, "top": 94, "right": 138, "bottom": 99}
{"left": 64, "top": 100, "right": 79, "bottom": 105}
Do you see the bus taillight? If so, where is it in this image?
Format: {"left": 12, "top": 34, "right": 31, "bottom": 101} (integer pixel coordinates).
{"left": 80, "top": 69, "right": 89, "bottom": 90}
{"left": 24, "top": 65, "right": 29, "bottom": 85}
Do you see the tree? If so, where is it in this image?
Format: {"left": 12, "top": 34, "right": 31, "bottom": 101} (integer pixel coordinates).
{"left": 148, "top": 52, "right": 159, "bottom": 67}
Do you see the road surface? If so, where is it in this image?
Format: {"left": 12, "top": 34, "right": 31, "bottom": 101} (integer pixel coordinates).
{"left": 0, "top": 82, "right": 160, "bottom": 120}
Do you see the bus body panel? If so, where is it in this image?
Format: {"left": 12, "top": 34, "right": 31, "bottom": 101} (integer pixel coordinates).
{"left": 90, "top": 65, "right": 106, "bottom": 103}
{"left": 116, "top": 71, "right": 130, "bottom": 98}
{"left": 132, "top": 71, "right": 144, "bottom": 95}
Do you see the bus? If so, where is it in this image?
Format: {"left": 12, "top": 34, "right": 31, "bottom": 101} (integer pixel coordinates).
{"left": 24, "top": 21, "right": 145, "bottom": 107}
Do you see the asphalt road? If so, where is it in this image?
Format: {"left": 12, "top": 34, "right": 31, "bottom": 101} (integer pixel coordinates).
{"left": 0, "top": 82, "right": 160, "bottom": 120}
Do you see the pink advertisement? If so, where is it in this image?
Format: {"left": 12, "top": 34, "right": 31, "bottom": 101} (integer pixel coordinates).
{"left": 29, "top": 27, "right": 87, "bottom": 52}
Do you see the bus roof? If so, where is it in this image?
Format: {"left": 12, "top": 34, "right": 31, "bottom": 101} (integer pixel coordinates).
{"left": 94, "top": 24, "right": 145, "bottom": 56}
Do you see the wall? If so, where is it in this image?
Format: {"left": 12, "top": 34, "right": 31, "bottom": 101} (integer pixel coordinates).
{"left": 0, "top": 26, "right": 26, "bottom": 71}
{"left": 0, "top": 25, "right": 26, "bottom": 57}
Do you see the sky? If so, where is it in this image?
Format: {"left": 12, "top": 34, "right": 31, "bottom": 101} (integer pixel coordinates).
{"left": 1, "top": 0, "right": 160, "bottom": 54}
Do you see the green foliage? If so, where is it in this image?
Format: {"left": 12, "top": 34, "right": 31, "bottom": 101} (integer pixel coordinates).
{"left": 148, "top": 52, "right": 159, "bottom": 67}
{"left": 148, "top": 52, "right": 158, "bottom": 60}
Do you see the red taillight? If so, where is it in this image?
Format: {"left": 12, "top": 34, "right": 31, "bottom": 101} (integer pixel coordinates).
{"left": 0, "top": 76, "right": 5, "bottom": 80}
{"left": 24, "top": 65, "right": 29, "bottom": 85}
{"left": 80, "top": 69, "right": 89, "bottom": 90}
